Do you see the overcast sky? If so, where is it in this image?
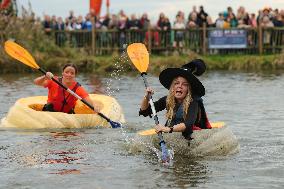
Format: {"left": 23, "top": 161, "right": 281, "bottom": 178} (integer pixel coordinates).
{"left": 17, "top": 0, "right": 284, "bottom": 22}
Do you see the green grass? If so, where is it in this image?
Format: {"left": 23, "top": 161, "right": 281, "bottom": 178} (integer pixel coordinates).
{"left": 147, "top": 54, "right": 284, "bottom": 74}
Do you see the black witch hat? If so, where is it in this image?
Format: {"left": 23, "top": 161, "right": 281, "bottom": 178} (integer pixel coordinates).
{"left": 159, "top": 59, "right": 206, "bottom": 96}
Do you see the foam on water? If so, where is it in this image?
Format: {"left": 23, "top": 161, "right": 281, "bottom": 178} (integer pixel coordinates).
{"left": 130, "top": 126, "right": 239, "bottom": 159}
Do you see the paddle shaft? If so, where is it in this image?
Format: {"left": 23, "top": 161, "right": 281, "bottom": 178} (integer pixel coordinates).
{"left": 141, "top": 73, "right": 166, "bottom": 145}
{"left": 38, "top": 68, "right": 111, "bottom": 122}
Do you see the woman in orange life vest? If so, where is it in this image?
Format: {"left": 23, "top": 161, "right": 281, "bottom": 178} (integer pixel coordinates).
{"left": 139, "top": 59, "right": 211, "bottom": 140}
{"left": 34, "top": 63, "right": 97, "bottom": 114}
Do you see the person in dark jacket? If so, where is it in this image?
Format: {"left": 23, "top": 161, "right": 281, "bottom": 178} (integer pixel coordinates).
{"left": 139, "top": 59, "right": 211, "bottom": 140}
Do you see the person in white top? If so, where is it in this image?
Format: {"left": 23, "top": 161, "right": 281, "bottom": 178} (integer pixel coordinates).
{"left": 173, "top": 15, "right": 186, "bottom": 48}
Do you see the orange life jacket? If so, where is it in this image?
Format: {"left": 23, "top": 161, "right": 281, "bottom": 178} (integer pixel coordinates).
{"left": 47, "top": 78, "right": 81, "bottom": 113}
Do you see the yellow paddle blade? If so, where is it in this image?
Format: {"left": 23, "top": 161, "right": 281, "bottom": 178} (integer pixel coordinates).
{"left": 138, "top": 129, "right": 156, "bottom": 136}
{"left": 211, "top": 121, "right": 225, "bottom": 128}
{"left": 138, "top": 122, "right": 226, "bottom": 136}
{"left": 127, "top": 43, "right": 149, "bottom": 73}
{"left": 4, "top": 40, "right": 39, "bottom": 69}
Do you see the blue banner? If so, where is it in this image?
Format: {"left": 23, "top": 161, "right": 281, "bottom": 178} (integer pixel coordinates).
{"left": 208, "top": 29, "right": 247, "bottom": 49}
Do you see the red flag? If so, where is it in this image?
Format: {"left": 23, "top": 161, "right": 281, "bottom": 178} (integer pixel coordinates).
{"left": 90, "top": 0, "right": 102, "bottom": 16}
{"left": 0, "top": 0, "right": 11, "bottom": 9}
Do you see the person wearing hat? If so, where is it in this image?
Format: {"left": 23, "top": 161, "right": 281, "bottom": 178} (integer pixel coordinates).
{"left": 139, "top": 59, "right": 211, "bottom": 140}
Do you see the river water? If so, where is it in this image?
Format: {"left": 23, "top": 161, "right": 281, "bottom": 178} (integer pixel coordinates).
{"left": 0, "top": 71, "right": 283, "bottom": 189}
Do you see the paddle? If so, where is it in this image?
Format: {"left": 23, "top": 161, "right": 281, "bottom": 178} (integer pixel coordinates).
{"left": 127, "top": 43, "right": 170, "bottom": 163}
{"left": 4, "top": 40, "right": 121, "bottom": 128}
{"left": 138, "top": 122, "right": 226, "bottom": 136}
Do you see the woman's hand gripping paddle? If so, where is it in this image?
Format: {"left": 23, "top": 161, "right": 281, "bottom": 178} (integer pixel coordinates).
{"left": 4, "top": 40, "right": 121, "bottom": 128}
{"left": 127, "top": 43, "right": 171, "bottom": 164}
{"left": 138, "top": 122, "right": 226, "bottom": 136}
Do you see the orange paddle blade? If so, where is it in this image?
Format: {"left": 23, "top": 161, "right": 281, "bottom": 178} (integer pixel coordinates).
{"left": 4, "top": 40, "right": 39, "bottom": 69}
{"left": 127, "top": 43, "right": 149, "bottom": 73}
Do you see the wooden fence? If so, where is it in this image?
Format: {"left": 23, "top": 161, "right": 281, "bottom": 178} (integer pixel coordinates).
{"left": 53, "top": 26, "right": 284, "bottom": 55}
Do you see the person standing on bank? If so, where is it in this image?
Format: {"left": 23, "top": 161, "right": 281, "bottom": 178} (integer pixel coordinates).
{"left": 34, "top": 63, "right": 96, "bottom": 114}
{"left": 139, "top": 59, "right": 211, "bottom": 140}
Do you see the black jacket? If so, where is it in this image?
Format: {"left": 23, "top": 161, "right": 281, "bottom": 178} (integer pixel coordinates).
{"left": 139, "top": 95, "right": 208, "bottom": 139}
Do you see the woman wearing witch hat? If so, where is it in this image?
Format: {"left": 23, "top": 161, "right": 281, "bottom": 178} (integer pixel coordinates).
{"left": 139, "top": 59, "right": 211, "bottom": 140}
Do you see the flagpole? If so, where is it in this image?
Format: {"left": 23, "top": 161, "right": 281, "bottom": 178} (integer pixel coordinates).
{"left": 106, "top": 0, "right": 110, "bottom": 15}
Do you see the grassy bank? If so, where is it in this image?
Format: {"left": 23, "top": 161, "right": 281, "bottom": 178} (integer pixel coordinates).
{"left": 1, "top": 49, "right": 284, "bottom": 75}
{"left": 146, "top": 53, "right": 284, "bottom": 74}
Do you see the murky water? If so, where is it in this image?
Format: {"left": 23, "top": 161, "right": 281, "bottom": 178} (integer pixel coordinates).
{"left": 0, "top": 71, "right": 283, "bottom": 189}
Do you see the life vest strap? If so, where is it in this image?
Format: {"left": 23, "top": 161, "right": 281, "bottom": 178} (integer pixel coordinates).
{"left": 59, "top": 77, "right": 81, "bottom": 113}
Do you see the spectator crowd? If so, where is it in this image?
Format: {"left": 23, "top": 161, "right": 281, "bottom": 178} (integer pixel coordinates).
{"left": 37, "top": 5, "right": 284, "bottom": 48}
{"left": 41, "top": 6, "right": 284, "bottom": 32}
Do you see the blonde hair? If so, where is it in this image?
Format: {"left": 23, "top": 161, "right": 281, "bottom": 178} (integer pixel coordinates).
{"left": 166, "top": 77, "right": 193, "bottom": 121}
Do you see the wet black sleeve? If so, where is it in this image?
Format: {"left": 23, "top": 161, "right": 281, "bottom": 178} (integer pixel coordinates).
{"left": 139, "top": 96, "right": 167, "bottom": 117}
{"left": 182, "top": 99, "right": 199, "bottom": 139}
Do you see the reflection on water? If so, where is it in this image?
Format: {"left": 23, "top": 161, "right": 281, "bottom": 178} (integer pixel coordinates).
{"left": 89, "top": 75, "right": 106, "bottom": 94}
{"left": 170, "top": 157, "right": 210, "bottom": 188}
{"left": 50, "top": 169, "right": 81, "bottom": 175}
{"left": 44, "top": 152, "right": 81, "bottom": 164}
{"left": 51, "top": 131, "right": 79, "bottom": 139}
{"left": 1, "top": 130, "right": 86, "bottom": 175}
{"left": 136, "top": 150, "right": 211, "bottom": 188}
{"left": 44, "top": 131, "right": 83, "bottom": 175}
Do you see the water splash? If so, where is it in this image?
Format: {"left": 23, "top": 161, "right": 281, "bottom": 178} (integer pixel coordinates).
{"left": 105, "top": 45, "right": 129, "bottom": 96}
{"left": 121, "top": 122, "right": 175, "bottom": 166}
{"left": 162, "top": 148, "right": 174, "bottom": 167}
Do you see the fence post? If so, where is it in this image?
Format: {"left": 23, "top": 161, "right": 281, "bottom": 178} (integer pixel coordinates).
{"left": 258, "top": 26, "right": 263, "bottom": 55}
{"left": 91, "top": 19, "right": 96, "bottom": 55}
{"left": 202, "top": 23, "right": 207, "bottom": 55}
{"left": 148, "top": 26, "right": 152, "bottom": 54}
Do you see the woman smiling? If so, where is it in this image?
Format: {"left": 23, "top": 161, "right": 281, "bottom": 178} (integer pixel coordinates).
{"left": 34, "top": 63, "right": 96, "bottom": 114}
